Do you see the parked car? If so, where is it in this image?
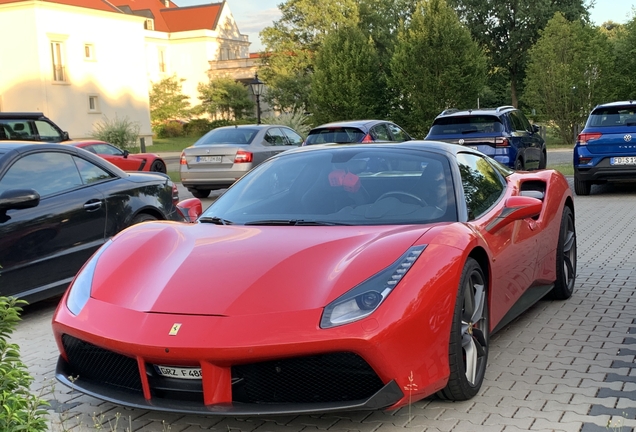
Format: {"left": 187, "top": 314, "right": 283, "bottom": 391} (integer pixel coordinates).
{"left": 0, "top": 112, "right": 70, "bottom": 142}
{"left": 179, "top": 124, "right": 304, "bottom": 198}
{"left": 53, "top": 141, "right": 575, "bottom": 415}
{"left": 425, "top": 106, "right": 546, "bottom": 171}
{"left": 0, "top": 142, "right": 187, "bottom": 303}
{"left": 303, "top": 120, "right": 413, "bottom": 145}
{"left": 70, "top": 140, "right": 167, "bottom": 173}
{"left": 573, "top": 100, "right": 636, "bottom": 195}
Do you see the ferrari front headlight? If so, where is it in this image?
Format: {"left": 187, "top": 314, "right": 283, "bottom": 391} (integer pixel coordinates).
{"left": 66, "top": 240, "right": 111, "bottom": 316}
{"left": 320, "top": 245, "right": 426, "bottom": 329}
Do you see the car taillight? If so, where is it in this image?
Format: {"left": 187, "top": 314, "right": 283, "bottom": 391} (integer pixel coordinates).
{"left": 495, "top": 137, "right": 510, "bottom": 147}
{"left": 172, "top": 183, "right": 179, "bottom": 205}
{"left": 180, "top": 152, "right": 187, "bottom": 165}
{"left": 361, "top": 133, "right": 373, "bottom": 143}
{"left": 234, "top": 150, "right": 253, "bottom": 163}
{"left": 578, "top": 156, "right": 592, "bottom": 164}
{"left": 577, "top": 132, "right": 602, "bottom": 145}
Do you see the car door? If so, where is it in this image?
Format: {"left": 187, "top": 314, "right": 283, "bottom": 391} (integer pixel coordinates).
{"left": 0, "top": 150, "right": 108, "bottom": 301}
{"left": 457, "top": 152, "right": 540, "bottom": 327}
{"left": 510, "top": 111, "right": 540, "bottom": 169}
{"left": 90, "top": 143, "right": 141, "bottom": 171}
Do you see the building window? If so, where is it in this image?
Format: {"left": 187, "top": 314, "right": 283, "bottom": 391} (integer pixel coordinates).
{"left": 88, "top": 95, "right": 100, "bottom": 113}
{"left": 84, "top": 44, "right": 95, "bottom": 60}
{"left": 158, "top": 47, "right": 166, "bottom": 73}
{"left": 51, "top": 41, "right": 66, "bottom": 82}
{"left": 144, "top": 19, "right": 154, "bottom": 30}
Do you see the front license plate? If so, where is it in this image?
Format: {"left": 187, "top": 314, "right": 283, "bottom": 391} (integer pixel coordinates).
{"left": 154, "top": 365, "right": 202, "bottom": 380}
{"left": 610, "top": 156, "right": 636, "bottom": 165}
{"left": 197, "top": 156, "right": 222, "bottom": 163}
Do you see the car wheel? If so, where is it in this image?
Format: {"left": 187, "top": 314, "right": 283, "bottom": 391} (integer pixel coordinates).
{"left": 550, "top": 206, "right": 576, "bottom": 300}
{"left": 514, "top": 158, "right": 524, "bottom": 170}
{"left": 437, "top": 257, "right": 488, "bottom": 401}
{"left": 538, "top": 151, "right": 547, "bottom": 169}
{"left": 189, "top": 188, "right": 211, "bottom": 199}
{"left": 131, "top": 213, "right": 158, "bottom": 225}
{"left": 150, "top": 160, "right": 167, "bottom": 173}
{"left": 574, "top": 176, "right": 591, "bottom": 196}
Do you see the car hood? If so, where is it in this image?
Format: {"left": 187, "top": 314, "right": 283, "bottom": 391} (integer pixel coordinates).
{"left": 90, "top": 223, "right": 431, "bottom": 316}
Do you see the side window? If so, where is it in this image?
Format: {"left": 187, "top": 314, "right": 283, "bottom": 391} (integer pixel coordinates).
{"left": 517, "top": 111, "right": 533, "bottom": 132}
{"left": 91, "top": 144, "right": 122, "bottom": 155}
{"left": 73, "top": 156, "right": 113, "bottom": 184}
{"left": 0, "top": 152, "right": 82, "bottom": 196}
{"left": 371, "top": 124, "right": 391, "bottom": 141}
{"left": 282, "top": 128, "right": 303, "bottom": 145}
{"left": 264, "top": 128, "right": 287, "bottom": 146}
{"left": 34, "top": 120, "right": 63, "bottom": 142}
{"left": 387, "top": 123, "right": 410, "bottom": 141}
{"left": 509, "top": 112, "right": 527, "bottom": 132}
{"left": 456, "top": 153, "right": 505, "bottom": 219}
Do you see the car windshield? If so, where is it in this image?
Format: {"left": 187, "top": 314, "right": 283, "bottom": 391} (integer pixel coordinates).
{"left": 202, "top": 147, "right": 458, "bottom": 226}
{"left": 305, "top": 127, "right": 366, "bottom": 144}
{"left": 429, "top": 116, "right": 503, "bottom": 135}
{"left": 587, "top": 106, "right": 636, "bottom": 127}
{"left": 194, "top": 128, "right": 259, "bottom": 146}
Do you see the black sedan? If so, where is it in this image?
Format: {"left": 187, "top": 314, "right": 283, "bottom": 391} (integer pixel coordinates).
{"left": 0, "top": 142, "right": 186, "bottom": 303}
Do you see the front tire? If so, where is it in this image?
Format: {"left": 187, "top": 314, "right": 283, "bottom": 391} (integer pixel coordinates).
{"left": 574, "top": 176, "right": 591, "bottom": 195}
{"left": 437, "top": 257, "right": 489, "bottom": 401}
{"left": 514, "top": 158, "right": 524, "bottom": 170}
{"left": 550, "top": 206, "right": 576, "bottom": 300}
{"left": 188, "top": 188, "right": 211, "bottom": 199}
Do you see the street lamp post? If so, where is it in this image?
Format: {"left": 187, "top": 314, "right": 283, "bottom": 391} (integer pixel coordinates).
{"left": 249, "top": 73, "right": 264, "bottom": 125}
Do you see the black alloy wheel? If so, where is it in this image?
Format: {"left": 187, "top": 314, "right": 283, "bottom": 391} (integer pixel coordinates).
{"left": 550, "top": 206, "right": 576, "bottom": 300}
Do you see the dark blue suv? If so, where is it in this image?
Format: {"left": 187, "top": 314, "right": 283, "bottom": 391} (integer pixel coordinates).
{"left": 425, "top": 106, "right": 546, "bottom": 171}
{"left": 573, "top": 101, "right": 636, "bottom": 195}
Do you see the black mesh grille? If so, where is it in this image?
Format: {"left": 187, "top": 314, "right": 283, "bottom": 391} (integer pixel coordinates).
{"left": 232, "top": 352, "right": 384, "bottom": 404}
{"left": 62, "top": 334, "right": 143, "bottom": 393}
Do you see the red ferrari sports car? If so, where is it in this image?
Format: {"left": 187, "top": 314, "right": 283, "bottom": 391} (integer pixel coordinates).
{"left": 70, "top": 140, "right": 167, "bottom": 173}
{"left": 52, "top": 141, "right": 576, "bottom": 415}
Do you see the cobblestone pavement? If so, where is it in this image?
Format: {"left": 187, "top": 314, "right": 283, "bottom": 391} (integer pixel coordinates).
{"left": 12, "top": 179, "right": 636, "bottom": 432}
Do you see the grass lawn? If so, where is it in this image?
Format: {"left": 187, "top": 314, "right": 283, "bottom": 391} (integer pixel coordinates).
{"left": 547, "top": 163, "right": 574, "bottom": 176}
{"left": 148, "top": 136, "right": 199, "bottom": 153}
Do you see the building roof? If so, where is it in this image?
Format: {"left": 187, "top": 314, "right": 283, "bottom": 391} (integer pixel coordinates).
{"left": 0, "top": 0, "right": 226, "bottom": 33}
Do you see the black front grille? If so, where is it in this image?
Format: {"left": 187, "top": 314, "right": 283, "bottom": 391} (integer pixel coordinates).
{"left": 232, "top": 352, "right": 384, "bottom": 404}
{"left": 62, "top": 334, "right": 143, "bottom": 393}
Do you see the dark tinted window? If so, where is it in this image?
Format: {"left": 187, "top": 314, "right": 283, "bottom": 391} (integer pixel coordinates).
{"left": 587, "top": 105, "right": 636, "bottom": 127}
{"left": 264, "top": 128, "right": 288, "bottom": 146}
{"left": 204, "top": 148, "right": 457, "bottom": 225}
{"left": 387, "top": 123, "right": 410, "bottom": 141}
{"left": 457, "top": 153, "right": 505, "bottom": 219}
{"left": 194, "top": 128, "right": 259, "bottom": 146}
{"left": 429, "top": 116, "right": 503, "bottom": 135}
{"left": 509, "top": 111, "right": 528, "bottom": 132}
{"left": 86, "top": 143, "right": 124, "bottom": 155}
{"left": 371, "top": 124, "right": 391, "bottom": 141}
{"left": 74, "top": 157, "right": 114, "bottom": 184}
{"left": 0, "top": 152, "right": 83, "bottom": 196}
{"left": 304, "top": 127, "right": 366, "bottom": 144}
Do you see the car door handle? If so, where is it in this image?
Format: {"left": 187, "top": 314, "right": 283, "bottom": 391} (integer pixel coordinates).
{"left": 84, "top": 199, "right": 102, "bottom": 212}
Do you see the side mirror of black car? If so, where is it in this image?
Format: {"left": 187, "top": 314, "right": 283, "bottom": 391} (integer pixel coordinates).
{"left": 0, "top": 189, "right": 40, "bottom": 213}
{"left": 62, "top": 131, "right": 70, "bottom": 141}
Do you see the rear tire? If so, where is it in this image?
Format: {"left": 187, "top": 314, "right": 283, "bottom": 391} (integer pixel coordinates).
{"left": 131, "top": 213, "right": 158, "bottom": 225}
{"left": 437, "top": 258, "right": 489, "bottom": 401}
{"left": 550, "top": 206, "right": 576, "bottom": 300}
{"left": 189, "top": 188, "right": 211, "bottom": 199}
{"left": 150, "top": 160, "right": 167, "bottom": 173}
{"left": 514, "top": 158, "right": 524, "bottom": 170}
{"left": 538, "top": 151, "right": 547, "bottom": 169}
{"left": 574, "top": 176, "right": 591, "bottom": 195}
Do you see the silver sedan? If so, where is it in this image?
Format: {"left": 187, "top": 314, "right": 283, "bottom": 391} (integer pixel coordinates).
{"left": 179, "top": 124, "right": 303, "bottom": 198}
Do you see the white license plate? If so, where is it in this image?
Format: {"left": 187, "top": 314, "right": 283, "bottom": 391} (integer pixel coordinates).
{"left": 611, "top": 156, "right": 636, "bottom": 165}
{"left": 154, "top": 365, "right": 202, "bottom": 380}
{"left": 197, "top": 156, "right": 222, "bottom": 163}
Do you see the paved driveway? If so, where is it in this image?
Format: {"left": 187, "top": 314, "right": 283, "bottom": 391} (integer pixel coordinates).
{"left": 12, "top": 179, "right": 636, "bottom": 432}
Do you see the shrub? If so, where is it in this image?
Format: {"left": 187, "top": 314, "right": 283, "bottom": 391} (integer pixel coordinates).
{"left": 91, "top": 114, "right": 141, "bottom": 150}
{"left": 156, "top": 121, "right": 184, "bottom": 138}
{"left": 184, "top": 118, "right": 212, "bottom": 137}
{"left": 0, "top": 297, "right": 48, "bottom": 432}
{"left": 261, "top": 110, "right": 311, "bottom": 137}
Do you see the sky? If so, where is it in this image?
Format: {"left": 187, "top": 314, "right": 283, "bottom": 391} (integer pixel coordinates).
{"left": 176, "top": 0, "right": 635, "bottom": 52}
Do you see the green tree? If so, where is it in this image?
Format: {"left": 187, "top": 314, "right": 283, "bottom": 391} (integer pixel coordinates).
{"left": 310, "top": 26, "right": 386, "bottom": 124}
{"left": 523, "top": 13, "right": 614, "bottom": 144}
{"left": 611, "top": 17, "right": 636, "bottom": 99}
{"left": 259, "top": 0, "right": 360, "bottom": 113}
{"left": 448, "top": 0, "right": 589, "bottom": 107}
{"left": 149, "top": 75, "right": 191, "bottom": 127}
{"left": 389, "top": 0, "right": 487, "bottom": 138}
{"left": 196, "top": 78, "right": 255, "bottom": 120}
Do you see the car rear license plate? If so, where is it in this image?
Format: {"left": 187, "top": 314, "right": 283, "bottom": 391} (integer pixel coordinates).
{"left": 154, "top": 365, "right": 202, "bottom": 379}
{"left": 197, "top": 156, "right": 222, "bottom": 163}
{"left": 611, "top": 156, "right": 636, "bottom": 165}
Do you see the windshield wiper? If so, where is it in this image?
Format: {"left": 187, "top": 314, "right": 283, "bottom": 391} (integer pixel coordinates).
{"left": 199, "top": 216, "right": 233, "bottom": 225}
{"left": 244, "top": 219, "right": 349, "bottom": 226}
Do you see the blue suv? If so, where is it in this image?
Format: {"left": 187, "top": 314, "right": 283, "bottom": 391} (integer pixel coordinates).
{"left": 574, "top": 101, "right": 636, "bottom": 195}
{"left": 425, "top": 106, "right": 546, "bottom": 170}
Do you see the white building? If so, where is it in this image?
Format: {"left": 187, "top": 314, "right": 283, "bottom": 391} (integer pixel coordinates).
{"left": 0, "top": 0, "right": 256, "bottom": 145}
